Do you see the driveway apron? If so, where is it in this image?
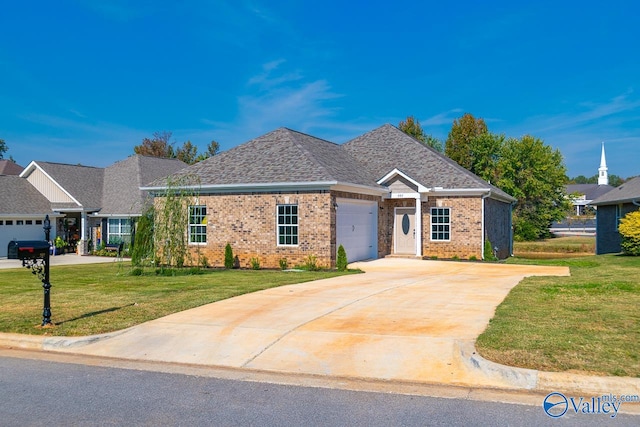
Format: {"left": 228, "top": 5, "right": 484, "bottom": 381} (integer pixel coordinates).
{"left": 56, "top": 258, "right": 569, "bottom": 387}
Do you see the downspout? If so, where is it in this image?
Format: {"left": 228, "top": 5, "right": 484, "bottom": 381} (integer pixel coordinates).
{"left": 481, "top": 192, "right": 490, "bottom": 260}
{"left": 510, "top": 201, "right": 516, "bottom": 257}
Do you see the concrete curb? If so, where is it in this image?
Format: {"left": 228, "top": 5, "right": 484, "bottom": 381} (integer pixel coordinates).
{"left": 459, "top": 341, "right": 640, "bottom": 397}
{"left": 0, "top": 329, "right": 129, "bottom": 352}
{"left": 3, "top": 330, "right": 639, "bottom": 401}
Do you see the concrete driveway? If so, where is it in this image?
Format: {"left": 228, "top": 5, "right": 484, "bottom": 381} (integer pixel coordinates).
{"left": 37, "top": 258, "right": 569, "bottom": 388}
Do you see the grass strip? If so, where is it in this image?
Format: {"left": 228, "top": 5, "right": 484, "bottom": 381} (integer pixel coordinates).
{"left": 0, "top": 263, "right": 354, "bottom": 337}
{"left": 476, "top": 254, "right": 640, "bottom": 377}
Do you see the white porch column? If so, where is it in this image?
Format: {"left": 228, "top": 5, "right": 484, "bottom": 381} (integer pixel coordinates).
{"left": 415, "top": 194, "right": 422, "bottom": 257}
{"left": 79, "top": 212, "right": 88, "bottom": 255}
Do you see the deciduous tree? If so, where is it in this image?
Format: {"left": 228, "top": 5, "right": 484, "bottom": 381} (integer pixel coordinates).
{"left": 0, "top": 138, "right": 8, "bottom": 159}
{"left": 194, "top": 140, "right": 220, "bottom": 162}
{"left": 497, "top": 135, "right": 570, "bottom": 240}
{"left": 134, "top": 131, "right": 175, "bottom": 158}
{"left": 445, "top": 113, "right": 488, "bottom": 169}
{"left": 176, "top": 141, "right": 198, "bottom": 164}
{"left": 134, "top": 133, "right": 220, "bottom": 165}
{"left": 398, "top": 116, "right": 443, "bottom": 152}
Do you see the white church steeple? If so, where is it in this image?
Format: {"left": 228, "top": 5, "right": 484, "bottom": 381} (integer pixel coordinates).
{"left": 598, "top": 142, "right": 609, "bottom": 185}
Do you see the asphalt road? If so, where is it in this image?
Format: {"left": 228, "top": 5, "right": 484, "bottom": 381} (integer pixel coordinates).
{"left": 1, "top": 354, "right": 637, "bottom": 426}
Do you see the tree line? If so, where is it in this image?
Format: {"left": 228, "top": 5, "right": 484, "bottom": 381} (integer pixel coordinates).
{"left": 399, "top": 114, "right": 569, "bottom": 241}
{"left": 133, "top": 131, "right": 220, "bottom": 165}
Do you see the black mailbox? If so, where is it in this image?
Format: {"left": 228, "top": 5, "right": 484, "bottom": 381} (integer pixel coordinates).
{"left": 16, "top": 240, "right": 50, "bottom": 260}
{"left": 7, "top": 240, "right": 19, "bottom": 259}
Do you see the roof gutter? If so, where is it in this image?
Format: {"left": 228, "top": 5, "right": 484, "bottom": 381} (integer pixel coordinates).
{"left": 633, "top": 199, "right": 640, "bottom": 207}
{"left": 142, "top": 180, "right": 388, "bottom": 196}
{"left": 141, "top": 181, "right": 338, "bottom": 193}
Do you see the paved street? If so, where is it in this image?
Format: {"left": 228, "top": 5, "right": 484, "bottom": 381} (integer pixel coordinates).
{"left": 3, "top": 353, "right": 637, "bottom": 426}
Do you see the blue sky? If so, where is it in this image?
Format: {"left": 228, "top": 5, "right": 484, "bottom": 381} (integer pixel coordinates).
{"left": 1, "top": 1, "right": 638, "bottom": 179}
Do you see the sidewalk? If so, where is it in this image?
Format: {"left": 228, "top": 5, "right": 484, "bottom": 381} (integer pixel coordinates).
{"left": 0, "top": 254, "right": 116, "bottom": 269}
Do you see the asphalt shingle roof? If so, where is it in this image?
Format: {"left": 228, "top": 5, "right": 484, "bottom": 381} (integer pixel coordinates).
{"left": 0, "top": 160, "right": 23, "bottom": 175}
{"left": 591, "top": 176, "right": 640, "bottom": 205}
{"left": 148, "top": 124, "right": 515, "bottom": 202}
{"left": 565, "top": 184, "right": 614, "bottom": 201}
{"left": 36, "top": 162, "right": 104, "bottom": 209}
{"left": 100, "top": 155, "right": 187, "bottom": 215}
{"left": 343, "top": 124, "right": 515, "bottom": 200}
{"left": 0, "top": 176, "right": 52, "bottom": 215}
{"left": 154, "top": 128, "right": 380, "bottom": 188}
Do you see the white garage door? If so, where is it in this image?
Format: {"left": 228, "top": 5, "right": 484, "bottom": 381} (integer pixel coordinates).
{"left": 0, "top": 220, "right": 47, "bottom": 258}
{"left": 336, "top": 198, "right": 378, "bottom": 263}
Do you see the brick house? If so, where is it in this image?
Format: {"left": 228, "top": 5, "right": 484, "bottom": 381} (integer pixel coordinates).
{"left": 144, "top": 124, "right": 516, "bottom": 268}
{"left": 591, "top": 176, "right": 640, "bottom": 254}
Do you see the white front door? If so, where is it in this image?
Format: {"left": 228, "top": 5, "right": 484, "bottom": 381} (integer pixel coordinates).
{"left": 395, "top": 208, "right": 416, "bottom": 254}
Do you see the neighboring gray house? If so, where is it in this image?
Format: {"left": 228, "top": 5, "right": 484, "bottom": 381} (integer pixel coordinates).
{"left": 591, "top": 176, "right": 640, "bottom": 254}
{"left": 145, "top": 124, "right": 516, "bottom": 269}
{"left": 0, "top": 176, "right": 60, "bottom": 257}
{"left": 20, "top": 161, "right": 104, "bottom": 253}
{"left": 0, "top": 155, "right": 186, "bottom": 256}
{"left": 93, "top": 155, "right": 188, "bottom": 248}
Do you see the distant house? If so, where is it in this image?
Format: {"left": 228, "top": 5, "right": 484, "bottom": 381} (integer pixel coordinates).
{"left": 0, "top": 175, "right": 60, "bottom": 257}
{"left": 0, "top": 155, "right": 186, "bottom": 257}
{"left": 565, "top": 184, "right": 614, "bottom": 216}
{"left": 591, "top": 176, "right": 640, "bottom": 254}
{"left": 145, "top": 125, "right": 516, "bottom": 268}
{"left": 0, "top": 159, "right": 23, "bottom": 175}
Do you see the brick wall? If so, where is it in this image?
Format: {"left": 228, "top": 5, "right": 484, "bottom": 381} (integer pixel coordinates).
{"left": 189, "top": 191, "right": 332, "bottom": 269}
{"left": 422, "top": 196, "right": 483, "bottom": 259}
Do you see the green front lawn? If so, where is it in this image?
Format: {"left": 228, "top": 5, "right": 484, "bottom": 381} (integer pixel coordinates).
{"left": 0, "top": 263, "right": 354, "bottom": 336}
{"left": 476, "top": 254, "right": 640, "bottom": 377}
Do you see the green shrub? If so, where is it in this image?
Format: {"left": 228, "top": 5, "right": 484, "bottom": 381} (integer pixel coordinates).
{"left": 224, "top": 243, "right": 234, "bottom": 269}
{"left": 619, "top": 211, "right": 640, "bottom": 256}
{"left": 452, "top": 255, "right": 460, "bottom": 261}
{"left": 130, "top": 267, "right": 143, "bottom": 276}
{"left": 279, "top": 258, "right": 288, "bottom": 270}
{"left": 250, "top": 257, "right": 261, "bottom": 270}
{"left": 336, "top": 245, "right": 348, "bottom": 271}
{"left": 200, "top": 255, "right": 209, "bottom": 269}
{"left": 484, "top": 237, "right": 498, "bottom": 261}
{"left": 469, "top": 255, "right": 478, "bottom": 261}
{"left": 304, "top": 254, "right": 319, "bottom": 271}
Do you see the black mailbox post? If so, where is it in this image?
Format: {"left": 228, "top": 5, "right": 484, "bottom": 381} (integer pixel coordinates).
{"left": 18, "top": 215, "right": 53, "bottom": 327}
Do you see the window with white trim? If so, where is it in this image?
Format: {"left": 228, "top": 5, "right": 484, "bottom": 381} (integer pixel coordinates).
{"left": 189, "top": 205, "right": 207, "bottom": 244}
{"left": 277, "top": 204, "right": 298, "bottom": 245}
{"left": 108, "top": 218, "right": 132, "bottom": 244}
{"left": 616, "top": 204, "right": 622, "bottom": 231}
{"left": 430, "top": 207, "right": 451, "bottom": 241}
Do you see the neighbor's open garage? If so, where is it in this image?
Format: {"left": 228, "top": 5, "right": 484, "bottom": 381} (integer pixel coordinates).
{"left": 335, "top": 198, "right": 378, "bottom": 263}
